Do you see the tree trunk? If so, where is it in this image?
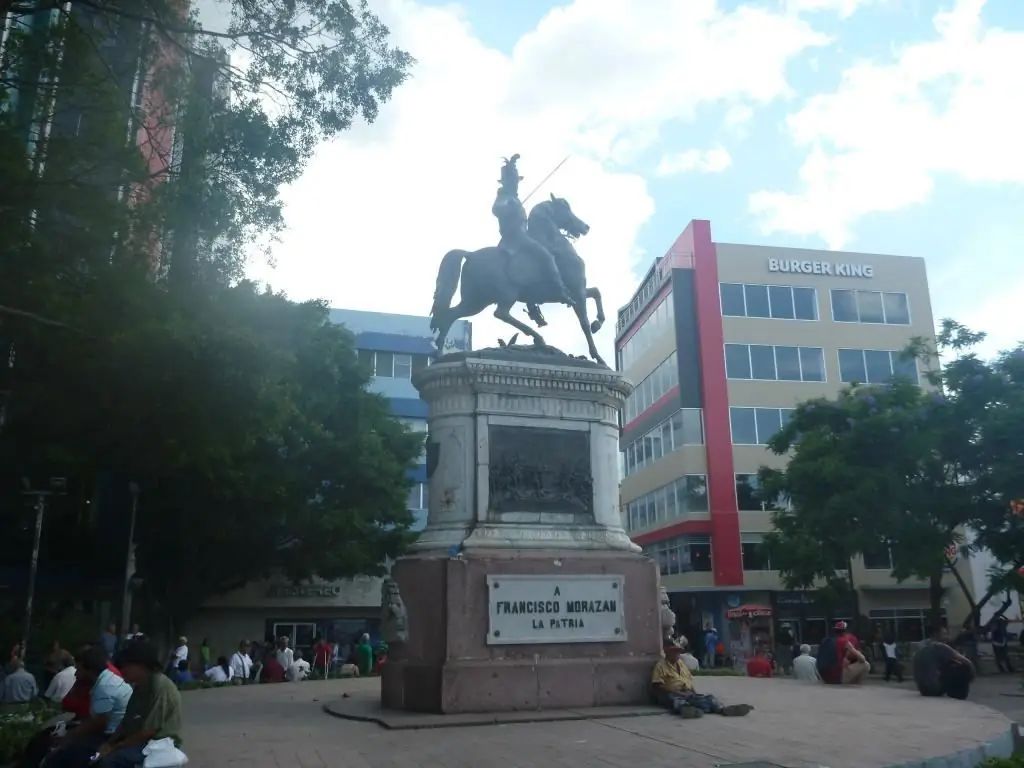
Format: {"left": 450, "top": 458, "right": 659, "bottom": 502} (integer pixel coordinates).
{"left": 928, "top": 571, "right": 944, "bottom": 629}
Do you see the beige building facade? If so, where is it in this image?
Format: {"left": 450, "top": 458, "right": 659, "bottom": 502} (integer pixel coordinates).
{"left": 615, "top": 220, "right": 973, "bottom": 650}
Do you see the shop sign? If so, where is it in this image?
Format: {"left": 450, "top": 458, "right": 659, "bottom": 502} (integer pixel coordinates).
{"left": 775, "top": 591, "right": 818, "bottom": 607}
{"left": 266, "top": 583, "right": 344, "bottom": 598}
{"left": 486, "top": 574, "right": 626, "bottom": 645}
{"left": 726, "top": 603, "right": 773, "bottom": 620}
{"left": 768, "top": 258, "right": 874, "bottom": 278}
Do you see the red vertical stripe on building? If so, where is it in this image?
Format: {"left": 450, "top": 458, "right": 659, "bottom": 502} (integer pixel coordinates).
{"left": 686, "top": 221, "right": 743, "bottom": 586}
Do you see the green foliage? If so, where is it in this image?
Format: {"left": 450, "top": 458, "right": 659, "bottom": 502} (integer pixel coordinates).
{"left": 693, "top": 668, "right": 743, "bottom": 677}
{"left": 761, "top": 320, "right": 1024, "bottom": 622}
{"left": 0, "top": 0, "right": 416, "bottom": 633}
{"left": 0, "top": 701, "right": 59, "bottom": 764}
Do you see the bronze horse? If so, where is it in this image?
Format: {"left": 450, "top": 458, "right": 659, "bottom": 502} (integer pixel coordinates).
{"left": 429, "top": 194, "right": 607, "bottom": 365}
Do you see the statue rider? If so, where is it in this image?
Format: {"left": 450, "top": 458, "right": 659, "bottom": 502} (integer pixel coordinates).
{"left": 492, "top": 154, "right": 572, "bottom": 309}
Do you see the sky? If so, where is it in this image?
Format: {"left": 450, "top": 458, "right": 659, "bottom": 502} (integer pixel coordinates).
{"left": 198, "top": 0, "right": 1024, "bottom": 362}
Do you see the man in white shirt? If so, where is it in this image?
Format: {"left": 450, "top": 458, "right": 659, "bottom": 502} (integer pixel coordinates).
{"left": 792, "top": 643, "right": 821, "bottom": 682}
{"left": 286, "top": 651, "right": 311, "bottom": 682}
{"left": 677, "top": 636, "right": 701, "bottom": 672}
{"left": 275, "top": 636, "right": 294, "bottom": 669}
{"left": 44, "top": 656, "right": 77, "bottom": 702}
{"left": 230, "top": 641, "right": 253, "bottom": 683}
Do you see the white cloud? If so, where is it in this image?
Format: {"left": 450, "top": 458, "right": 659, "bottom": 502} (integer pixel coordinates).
{"left": 235, "top": 0, "right": 829, "bottom": 360}
{"left": 656, "top": 146, "right": 733, "bottom": 176}
{"left": 784, "top": 0, "right": 884, "bottom": 18}
{"left": 750, "top": 0, "right": 1024, "bottom": 249}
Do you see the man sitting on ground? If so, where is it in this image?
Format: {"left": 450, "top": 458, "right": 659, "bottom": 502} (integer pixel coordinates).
{"left": 0, "top": 660, "right": 38, "bottom": 704}
{"left": 91, "top": 637, "right": 183, "bottom": 767}
{"left": 914, "top": 625, "right": 975, "bottom": 700}
{"left": 652, "top": 642, "right": 752, "bottom": 718}
{"left": 792, "top": 644, "right": 820, "bottom": 682}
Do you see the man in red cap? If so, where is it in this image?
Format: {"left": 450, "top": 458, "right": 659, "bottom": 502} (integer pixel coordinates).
{"left": 652, "top": 641, "right": 752, "bottom": 718}
{"left": 834, "top": 620, "right": 869, "bottom": 685}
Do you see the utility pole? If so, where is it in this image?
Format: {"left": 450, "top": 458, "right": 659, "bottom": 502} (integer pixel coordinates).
{"left": 20, "top": 486, "right": 51, "bottom": 660}
{"left": 121, "top": 482, "right": 140, "bottom": 634}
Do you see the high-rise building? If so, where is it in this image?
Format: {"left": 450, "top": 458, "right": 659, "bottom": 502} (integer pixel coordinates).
{"left": 616, "top": 219, "right": 974, "bottom": 647}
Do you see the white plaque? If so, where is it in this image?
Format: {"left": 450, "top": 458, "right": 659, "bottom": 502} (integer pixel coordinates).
{"left": 486, "top": 574, "right": 627, "bottom": 645}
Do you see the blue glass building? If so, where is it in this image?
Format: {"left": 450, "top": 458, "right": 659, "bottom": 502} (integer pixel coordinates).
{"left": 328, "top": 309, "right": 472, "bottom": 530}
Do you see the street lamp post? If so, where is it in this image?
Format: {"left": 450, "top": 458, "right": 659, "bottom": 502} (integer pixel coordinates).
{"left": 121, "top": 482, "right": 140, "bottom": 635}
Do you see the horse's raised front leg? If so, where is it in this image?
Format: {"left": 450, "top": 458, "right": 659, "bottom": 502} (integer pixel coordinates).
{"left": 585, "top": 286, "right": 606, "bottom": 334}
{"left": 495, "top": 301, "right": 546, "bottom": 346}
{"left": 573, "top": 300, "right": 605, "bottom": 366}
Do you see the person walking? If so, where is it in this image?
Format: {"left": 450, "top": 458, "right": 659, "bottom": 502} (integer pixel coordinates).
{"left": 990, "top": 617, "right": 1015, "bottom": 673}
{"left": 882, "top": 633, "right": 904, "bottom": 682}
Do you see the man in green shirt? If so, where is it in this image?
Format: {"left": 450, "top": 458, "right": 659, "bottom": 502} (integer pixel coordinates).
{"left": 95, "top": 638, "right": 183, "bottom": 767}
{"left": 356, "top": 634, "right": 374, "bottom": 676}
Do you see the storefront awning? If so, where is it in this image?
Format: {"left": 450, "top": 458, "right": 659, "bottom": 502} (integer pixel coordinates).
{"left": 726, "top": 603, "right": 773, "bottom": 620}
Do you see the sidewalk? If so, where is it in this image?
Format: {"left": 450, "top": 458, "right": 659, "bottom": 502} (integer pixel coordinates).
{"left": 180, "top": 675, "right": 1014, "bottom": 768}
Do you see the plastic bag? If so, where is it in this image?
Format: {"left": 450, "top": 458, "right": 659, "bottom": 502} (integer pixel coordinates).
{"left": 142, "top": 738, "right": 189, "bottom": 768}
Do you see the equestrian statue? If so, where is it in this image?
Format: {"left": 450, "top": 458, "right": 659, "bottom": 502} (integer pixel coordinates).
{"left": 429, "top": 153, "right": 608, "bottom": 365}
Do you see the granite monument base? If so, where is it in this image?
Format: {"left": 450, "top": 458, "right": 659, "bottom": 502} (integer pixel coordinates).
{"left": 380, "top": 549, "right": 661, "bottom": 715}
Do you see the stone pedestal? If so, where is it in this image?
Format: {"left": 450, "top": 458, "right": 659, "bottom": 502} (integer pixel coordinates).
{"left": 381, "top": 347, "right": 661, "bottom": 714}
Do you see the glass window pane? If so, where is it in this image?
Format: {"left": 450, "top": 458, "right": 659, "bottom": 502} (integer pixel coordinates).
{"left": 799, "top": 347, "right": 825, "bottom": 382}
{"left": 686, "top": 476, "right": 708, "bottom": 512}
{"left": 744, "top": 284, "right": 770, "bottom": 318}
{"left": 864, "top": 349, "right": 892, "bottom": 383}
{"left": 831, "top": 289, "right": 858, "bottom": 322}
{"left": 793, "top": 287, "right": 818, "bottom": 321}
{"left": 838, "top": 349, "right": 866, "bottom": 383}
{"left": 650, "top": 430, "right": 663, "bottom": 461}
{"left": 725, "top": 344, "right": 751, "bottom": 379}
{"left": 775, "top": 346, "right": 801, "bottom": 381}
{"left": 768, "top": 285, "right": 795, "bottom": 319}
{"left": 755, "top": 408, "right": 783, "bottom": 444}
{"left": 665, "top": 484, "right": 677, "bottom": 518}
{"left": 675, "top": 479, "right": 687, "bottom": 514}
{"left": 375, "top": 351, "right": 394, "bottom": 377}
{"left": 670, "top": 411, "right": 684, "bottom": 446}
{"left": 857, "top": 291, "right": 885, "bottom": 324}
{"left": 411, "top": 354, "right": 429, "bottom": 375}
{"left": 883, "top": 292, "right": 910, "bottom": 325}
{"left": 690, "top": 541, "right": 712, "bottom": 571}
{"left": 357, "top": 349, "right": 374, "bottom": 372}
{"left": 891, "top": 353, "right": 919, "bottom": 384}
{"left": 720, "top": 283, "right": 746, "bottom": 316}
{"left": 393, "top": 354, "right": 412, "bottom": 379}
{"left": 735, "top": 474, "right": 759, "bottom": 511}
{"left": 665, "top": 356, "right": 678, "bottom": 389}
{"left": 780, "top": 408, "right": 795, "bottom": 427}
{"left": 730, "top": 407, "right": 758, "bottom": 444}
{"left": 655, "top": 489, "right": 666, "bottom": 521}
{"left": 681, "top": 408, "right": 704, "bottom": 445}
{"left": 661, "top": 421, "right": 673, "bottom": 453}
{"left": 749, "top": 345, "right": 777, "bottom": 380}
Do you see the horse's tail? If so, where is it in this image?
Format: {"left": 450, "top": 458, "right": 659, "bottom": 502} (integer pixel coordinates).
{"left": 430, "top": 250, "right": 466, "bottom": 332}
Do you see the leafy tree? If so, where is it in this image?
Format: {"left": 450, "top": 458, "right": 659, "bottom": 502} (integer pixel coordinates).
{"left": 0, "top": 1, "right": 417, "bottom": 631}
{"left": 761, "top": 321, "right": 1024, "bottom": 627}
{"left": 760, "top": 362, "right": 974, "bottom": 625}
{"left": 1, "top": 280, "right": 424, "bottom": 629}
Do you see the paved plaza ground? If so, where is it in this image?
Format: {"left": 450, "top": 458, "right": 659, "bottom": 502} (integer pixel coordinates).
{"left": 181, "top": 674, "right": 1022, "bottom": 768}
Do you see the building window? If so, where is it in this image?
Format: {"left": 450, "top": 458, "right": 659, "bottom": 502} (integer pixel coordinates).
{"left": 869, "top": 608, "right": 946, "bottom": 643}
{"left": 623, "top": 352, "right": 679, "bottom": 424}
{"left": 725, "top": 344, "right": 825, "bottom": 383}
{"left": 406, "top": 482, "right": 428, "bottom": 511}
{"left": 735, "top": 473, "right": 761, "bottom": 510}
{"left": 359, "top": 350, "right": 429, "bottom": 379}
{"left": 622, "top": 408, "right": 703, "bottom": 477}
{"left": 861, "top": 543, "right": 894, "bottom": 570}
{"left": 831, "top": 290, "right": 911, "bottom": 325}
{"left": 837, "top": 349, "right": 919, "bottom": 385}
{"left": 741, "top": 534, "right": 771, "bottom": 571}
{"left": 644, "top": 535, "right": 713, "bottom": 575}
{"left": 618, "top": 292, "right": 674, "bottom": 371}
{"left": 625, "top": 474, "right": 708, "bottom": 532}
{"left": 720, "top": 283, "right": 818, "bottom": 321}
{"left": 729, "top": 407, "right": 794, "bottom": 445}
